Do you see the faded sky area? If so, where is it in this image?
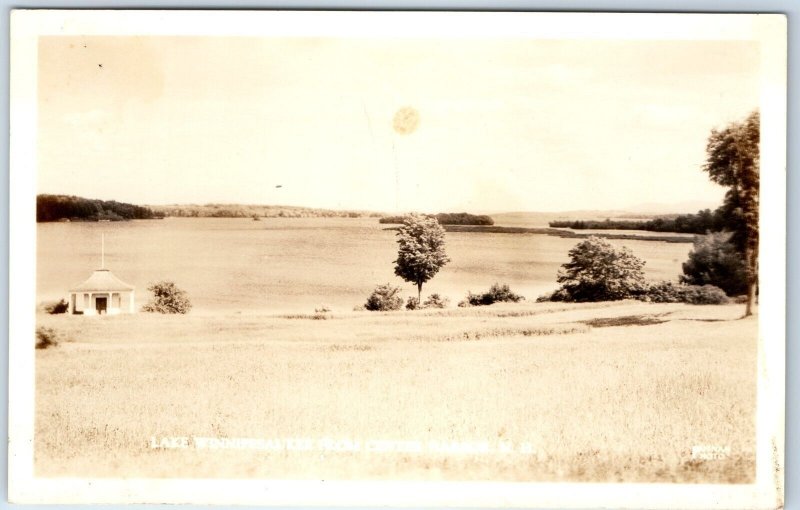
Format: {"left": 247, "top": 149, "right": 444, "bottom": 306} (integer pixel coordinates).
{"left": 37, "top": 37, "right": 759, "bottom": 213}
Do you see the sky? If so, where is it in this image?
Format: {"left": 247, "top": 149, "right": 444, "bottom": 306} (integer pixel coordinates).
{"left": 37, "top": 36, "right": 760, "bottom": 213}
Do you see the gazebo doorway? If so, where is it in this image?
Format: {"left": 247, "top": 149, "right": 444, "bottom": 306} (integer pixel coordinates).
{"left": 96, "top": 297, "right": 108, "bottom": 315}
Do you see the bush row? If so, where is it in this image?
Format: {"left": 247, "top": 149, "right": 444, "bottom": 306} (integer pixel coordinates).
{"left": 537, "top": 280, "right": 729, "bottom": 305}
{"left": 457, "top": 283, "right": 524, "bottom": 307}
{"left": 638, "top": 281, "right": 729, "bottom": 305}
{"left": 351, "top": 277, "right": 729, "bottom": 313}
{"left": 361, "top": 283, "right": 521, "bottom": 312}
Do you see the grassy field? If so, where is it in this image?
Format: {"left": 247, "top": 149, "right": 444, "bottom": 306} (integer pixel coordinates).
{"left": 35, "top": 300, "right": 756, "bottom": 482}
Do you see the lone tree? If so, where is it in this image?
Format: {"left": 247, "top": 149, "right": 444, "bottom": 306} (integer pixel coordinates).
{"left": 555, "top": 236, "right": 647, "bottom": 302}
{"left": 702, "top": 110, "right": 759, "bottom": 316}
{"left": 394, "top": 213, "right": 450, "bottom": 301}
{"left": 142, "top": 281, "right": 192, "bottom": 314}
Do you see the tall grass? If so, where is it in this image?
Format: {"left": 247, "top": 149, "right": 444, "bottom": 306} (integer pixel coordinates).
{"left": 35, "top": 301, "right": 755, "bottom": 482}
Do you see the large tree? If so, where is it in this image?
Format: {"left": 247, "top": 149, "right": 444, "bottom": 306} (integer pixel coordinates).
{"left": 554, "top": 236, "right": 648, "bottom": 302}
{"left": 393, "top": 214, "right": 450, "bottom": 301}
{"left": 680, "top": 232, "right": 748, "bottom": 296}
{"left": 702, "top": 110, "right": 759, "bottom": 316}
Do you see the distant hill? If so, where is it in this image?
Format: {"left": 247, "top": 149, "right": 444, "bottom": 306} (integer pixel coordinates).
{"left": 490, "top": 210, "right": 671, "bottom": 228}
{"left": 37, "top": 194, "right": 161, "bottom": 222}
{"left": 150, "top": 203, "right": 384, "bottom": 219}
{"left": 626, "top": 200, "right": 722, "bottom": 216}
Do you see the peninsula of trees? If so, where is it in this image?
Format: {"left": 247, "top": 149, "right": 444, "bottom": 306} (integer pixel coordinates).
{"left": 37, "top": 194, "right": 161, "bottom": 222}
{"left": 548, "top": 209, "right": 728, "bottom": 234}
{"left": 379, "top": 212, "right": 494, "bottom": 226}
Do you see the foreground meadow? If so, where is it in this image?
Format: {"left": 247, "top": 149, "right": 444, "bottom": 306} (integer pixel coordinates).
{"left": 35, "top": 301, "right": 756, "bottom": 482}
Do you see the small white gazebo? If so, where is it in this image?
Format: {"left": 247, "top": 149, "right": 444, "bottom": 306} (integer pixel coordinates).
{"left": 68, "top": 269, "right": 135, "bottom": 315}
{"left": 67, "top": 234, "right": 135, "bottom": 315}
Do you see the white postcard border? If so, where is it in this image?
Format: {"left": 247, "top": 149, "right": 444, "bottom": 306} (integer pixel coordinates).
{"left": 8, "top": 10, "right": 787, "bottom": 508}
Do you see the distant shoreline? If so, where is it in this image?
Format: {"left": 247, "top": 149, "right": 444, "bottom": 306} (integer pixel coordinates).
{"left": 439, "top": 225, "right": 695, "bottom": 243}
{"left": 40, "top": 214, "right": 695, "bottom": 243}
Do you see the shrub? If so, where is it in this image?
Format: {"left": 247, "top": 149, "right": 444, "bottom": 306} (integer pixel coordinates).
{"left": 457, "top": 293, "right": 477, "bottom": 307}
{"left": 459, "top": 284, "right": 525, "bottom": 307}
{"left": 405, "top": 297, "right": 420, "bottom": 310}
{"left": 642, "top": 280, "right": 729, "bottom": 305}
{"left": 680, "top": 232, "right": 747, "bottom": 296}
{"left": 555, "top": 236, "right": 647, "bottom": 302}
{"left": 536, "top": 288, "right": 572, "bottom": 302}
{"left": 44, "top": 299, "right": 69, "bottom": 314}
{"left": 35, "top": 327, "right": 58, "bottom": 349}
{"left": 315, "top": 305, "right": 332, "bottom": 313}
{"left": 422, "top": 293, "right": 449, "bottom": 309}
{"left": 364, "top": 283, "right": 403, "bottom": 311}
{"left": 485, "top": 283, "right": 525, "bottom": 303}
{"left": 142, "top": 281, "right": 192, "bottom": 314}
{"left": 679, "top": 284, "right": 729, "bottom": 305}
{"left": 641, "top": 280, "right": 684, "bottom": 303}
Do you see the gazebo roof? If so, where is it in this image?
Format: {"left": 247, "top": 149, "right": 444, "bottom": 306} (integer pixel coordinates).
{"left": 70, "top": 269, "right": 135, "bottom": 292}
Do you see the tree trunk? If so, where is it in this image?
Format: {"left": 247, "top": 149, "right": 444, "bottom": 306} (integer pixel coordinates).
{"left": 417, "top": 282, "right": 422, "bottom": 302}
{"left": 744, "top": 244, "right": 756, "bottom": 317}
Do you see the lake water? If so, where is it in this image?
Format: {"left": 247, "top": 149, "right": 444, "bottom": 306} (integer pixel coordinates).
{"left": 37, "top": 218, "right": 692, "bottom": 313}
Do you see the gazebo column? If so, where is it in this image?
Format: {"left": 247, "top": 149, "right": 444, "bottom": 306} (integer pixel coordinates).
{"left": 68, "top": 293, "right": 74, "bottom": 314}
{"left": 129, "top": 291, "right": 135, "bottom": 313}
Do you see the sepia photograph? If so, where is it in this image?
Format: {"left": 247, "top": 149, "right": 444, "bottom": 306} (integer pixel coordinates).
{"left": 8, "top": 10, "right": 786, "bottom": 508}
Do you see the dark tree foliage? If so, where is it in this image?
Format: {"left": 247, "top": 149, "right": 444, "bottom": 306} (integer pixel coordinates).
{"left": 44, "top": 299, "right": 69, "bottom": 314}
{"left": 554, "top": 237, "right": 648, "bottom": 302}
{"left": 701, "top": 110, "right": 759, "bottom": 315}
{"left": 380, "top": 212, "right": 494, "bottom": 226}
{"left": 458, "top": 283, "right": 525, "bottom": 307}
{"left": 393, "top": 214, "right": 451, "bottom": 301}
{"left": 37, "top": 194, "right": 160, "bottom": 222}
{"left": 680, "top": 232, "right": 748, "bottom": 296}
{"left": 549, "top": 209, "right": 728, "bottom": 234}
